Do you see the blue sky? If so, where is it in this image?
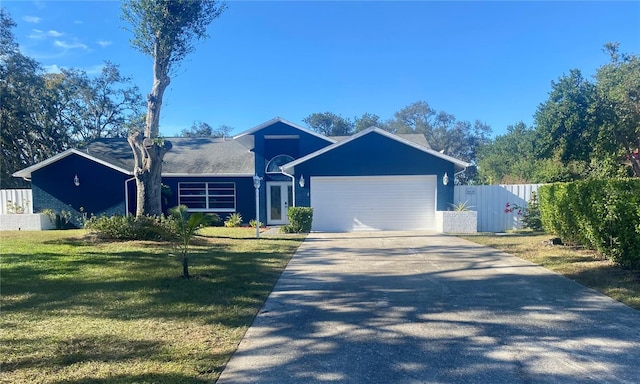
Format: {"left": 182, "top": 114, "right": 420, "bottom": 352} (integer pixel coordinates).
{"left": 4, "top": 1, "right": 640, "bottom": 138}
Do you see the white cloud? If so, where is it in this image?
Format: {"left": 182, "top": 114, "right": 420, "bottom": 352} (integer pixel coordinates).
{"left": 97, "top": 40, "right": 113, "bottom": 48}
{"left": 28, "top": 29, "right": 64, "bottom": 40}
{"left": 43, "top": 64, "right": 62, "bottom": 73}
{"left": 23, "top": 16, "right": 42, "bottom": 23}
{"left": 54, "top": 40, "right": 89, "bottom": 50}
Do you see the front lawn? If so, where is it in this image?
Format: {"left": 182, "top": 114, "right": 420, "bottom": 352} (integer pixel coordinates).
{"left": 0, "top": 228, "right": 305, "bottom": 384}
{"left": 462, "top": 233, "right": 640, "bottom": 310}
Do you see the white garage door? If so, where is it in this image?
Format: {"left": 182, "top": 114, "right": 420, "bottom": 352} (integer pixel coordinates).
{"left": 311, "top": 175, "right": 437, "bottom": 232}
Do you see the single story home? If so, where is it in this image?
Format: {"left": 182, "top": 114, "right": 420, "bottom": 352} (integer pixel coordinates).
{"left": 13, "top": 117, "right": 470, "bottom": 231}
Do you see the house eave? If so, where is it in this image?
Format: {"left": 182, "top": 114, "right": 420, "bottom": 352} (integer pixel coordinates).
{"left": 12, "top": 148, "right": 132, "bottom": 180}
{"left": 281, "top": 127, "right": 470, "bottom": 173}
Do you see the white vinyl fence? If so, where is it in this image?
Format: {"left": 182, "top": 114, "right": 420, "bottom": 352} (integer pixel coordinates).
{"left": 454, "top": 184, "right": 542, "bottom": 233}
{"left": 0, "top": 189, "right": 33, "bottom": 214}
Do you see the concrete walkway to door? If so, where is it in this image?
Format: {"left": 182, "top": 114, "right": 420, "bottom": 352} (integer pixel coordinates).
{"left": 217, "top": 232, "right": 640, "bottom": 384}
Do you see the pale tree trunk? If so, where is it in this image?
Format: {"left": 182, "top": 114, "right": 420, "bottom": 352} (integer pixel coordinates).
{"left": 127, "top": 41, "right": 172, "bottom": 217}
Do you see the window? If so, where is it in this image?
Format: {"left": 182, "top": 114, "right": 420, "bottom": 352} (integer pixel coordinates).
{"left": 178, "top": 182, "right": 235, "bottom": 212}
{"left": 265, "top": 154, "right": 295, "bottom": 174}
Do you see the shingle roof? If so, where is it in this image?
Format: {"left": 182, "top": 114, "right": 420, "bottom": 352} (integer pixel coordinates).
{"left": 84, "top": 137, "right": 255, "bottom": 175}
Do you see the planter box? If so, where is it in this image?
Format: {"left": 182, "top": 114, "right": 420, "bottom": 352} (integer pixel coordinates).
{"left": 435, "top": 211, "right": 477, "bottom": 234}
{"left": 0, "top": 214, "right": 55, "bottom": 231}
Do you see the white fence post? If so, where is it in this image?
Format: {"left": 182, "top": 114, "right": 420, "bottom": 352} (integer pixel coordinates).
{"left": 0, "top": 189, "right": 33, "bottom": 214}
{"left": 454, "top": 184, "right": 542, "bottom": 232}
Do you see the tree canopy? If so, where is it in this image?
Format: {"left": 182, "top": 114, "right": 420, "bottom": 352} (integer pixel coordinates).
{"left": 477, "top": 43, "right": 639, "bottom": 183}
{"left": 0, "top": 10, "right": 143, "bottom": 188}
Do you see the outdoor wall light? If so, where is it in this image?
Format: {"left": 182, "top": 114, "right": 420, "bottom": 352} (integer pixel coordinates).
{"left": 74, "top": 174, "right": 80, "bottom": 187}
{"left": 299, "top": 174, "right": 305, "bottom": 188}
{"left": 443, "top": 172, "right": 449, "bottom": 186}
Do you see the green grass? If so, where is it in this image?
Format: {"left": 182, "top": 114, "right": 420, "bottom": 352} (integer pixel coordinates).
{"left": 0, "top": 228, "right": 305, "bottom": 384}
{"left": 462, "top": 232, "right": 640, "bottom": 310}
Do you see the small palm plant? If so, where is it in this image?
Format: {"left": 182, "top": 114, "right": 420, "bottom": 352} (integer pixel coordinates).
{"left": 169, "top": 205, "right": 207, "bottom": 279}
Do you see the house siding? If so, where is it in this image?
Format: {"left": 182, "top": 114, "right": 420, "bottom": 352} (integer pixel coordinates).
{"left": 292, "top": 132, "right": 455, "bottom": 211}
{"left": 31, "top": 153, "right": 129, "bottom": 227}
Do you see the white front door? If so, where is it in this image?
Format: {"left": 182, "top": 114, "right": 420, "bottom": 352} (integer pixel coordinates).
{"left": 267, "top": 182, "right": 293, "bottom": 225}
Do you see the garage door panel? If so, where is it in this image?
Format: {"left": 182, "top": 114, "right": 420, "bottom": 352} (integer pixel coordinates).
{"left": 311, "top": 176, "right": 436, "bottom": 231}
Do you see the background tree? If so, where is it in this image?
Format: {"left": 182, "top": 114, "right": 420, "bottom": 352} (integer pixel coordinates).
{"left": 595, "top": 43, "right": 640, "bottom": 177}
{"left": 534, "top": 44, "right": 639, "bottom": 178}
{"left": 45, "top": 62, "right": 143, "bottom": 147}
{"left": 385, "top": 101, "right": 490, "bottom": 162}
{"left": 1, "top": 10, "right": 69, "bottom": 187}
{"left": 477, "top": 122, "right": 545, "bottom": 183}
{"left": 1, "top": 10, "right": 146, "bottom": 188}
{"left": 122, "top": 0, "right": 226, "bottom": 216}
{"left": 354, "top": 112, "right": 386, "bottom": 132}
{"left": 303, "top": 112, "right": 354, "bottom": 136}
{"left": 180, "top": 121, "right": 233, "bottom": 138}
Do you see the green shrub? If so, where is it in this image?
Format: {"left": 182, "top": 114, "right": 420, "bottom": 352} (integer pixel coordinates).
{"left": 539, "top": 179, "right": 640, "bottom": 268}
{"left": 224, "top": 213, "right": 243, "bottom": 227}
{"left": 504, "top": 192, "right": 543, "bottom": 231}
{"left": 249, "top": 219, "right": 263, "bottom": 228}
{"left": 281, "top": 207, "right": 313, "bottom": 233}
{"left": 204, "top": 213, "right": 222, "bottom": 227}
{"left": 42, "top": 208, "right": 73, "bottom": 230}
{"left": 85, "top": 214, "right": 178, "bottom": 241}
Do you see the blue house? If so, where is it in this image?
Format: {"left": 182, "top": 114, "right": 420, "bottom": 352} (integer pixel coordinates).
{"left": 13, "top": 117, "right": 469, "bottom": 231}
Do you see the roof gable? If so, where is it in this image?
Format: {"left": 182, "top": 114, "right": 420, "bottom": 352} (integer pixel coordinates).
{"left": 12, "top": 148, "right": 131, "bottom": 180}
{"left": 281, "top": 127, "right": 470, "bottom": 172}
{"left": 233, "top": 117, "right": 335, "bottom": 149}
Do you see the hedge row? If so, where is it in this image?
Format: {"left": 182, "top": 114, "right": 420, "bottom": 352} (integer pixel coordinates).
{"left": 538, "top": 179, "right": 640, "bottom": 269}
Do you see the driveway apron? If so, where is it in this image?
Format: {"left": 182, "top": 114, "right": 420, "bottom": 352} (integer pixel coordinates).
{"left": 217, "top": 232, "right": 640, "bottom": 384}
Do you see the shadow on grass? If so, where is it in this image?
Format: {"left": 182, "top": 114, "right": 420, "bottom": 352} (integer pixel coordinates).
{"left": 3, "top": 336, "right": 163, "bottom": 372}
{"left": 1, "top": 237, "right": 305, "bottom": 328}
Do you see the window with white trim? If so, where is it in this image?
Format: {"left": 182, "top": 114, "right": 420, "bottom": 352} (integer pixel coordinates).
{"left": 178, "top": 182, "right": 236, "bottom": 212}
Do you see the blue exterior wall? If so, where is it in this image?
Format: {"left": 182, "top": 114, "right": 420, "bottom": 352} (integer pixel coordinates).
{"left": 293, "top": 132, "right": 455, "bottom": 211}
{"left": 251, "top": 121, "right": 333, "bottom": 222}
{"left": 161, "top": 176, "right": 256, "bottom": 224}
{"left": 31, "top": 154, "right": 130, "bottom": 227}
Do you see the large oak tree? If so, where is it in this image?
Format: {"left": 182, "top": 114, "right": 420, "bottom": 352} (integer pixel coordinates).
{"left": 122, "top": 0, "right": 226, "bottom": 216}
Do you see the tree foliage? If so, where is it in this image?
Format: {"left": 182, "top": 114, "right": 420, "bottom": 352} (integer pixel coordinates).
{"left": 534, "top": 44, "right": 640, "bottom": 178}
{"left": 179, "top": 121, "right": 233, "bottom": 138}
{"left": 121, "top": 0, "right": 226, "bottom": 216}
{"left": 1, "top": 10, "right": 142, "bottom": 188}
{"left": 303, "top": 112, "right": 354, "bottom": 136}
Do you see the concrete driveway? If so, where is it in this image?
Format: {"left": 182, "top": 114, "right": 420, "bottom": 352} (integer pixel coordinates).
{"left": 217, "top": 232, "right": 640, "bottom": 384}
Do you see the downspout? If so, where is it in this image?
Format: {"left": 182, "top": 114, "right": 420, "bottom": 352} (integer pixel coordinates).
{"left": 124, "top": 176, "right": 135, "bottom": 216}
{"left": 280, "top": 168, "right": 296, "bottom": 207}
